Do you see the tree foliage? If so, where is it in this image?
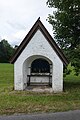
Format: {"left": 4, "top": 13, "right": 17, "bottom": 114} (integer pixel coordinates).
{"left": 47, "top": 0, "right": 80, "bottom": 75}
{"left": 0, "top": 39, "right": 15, "bottom": 63}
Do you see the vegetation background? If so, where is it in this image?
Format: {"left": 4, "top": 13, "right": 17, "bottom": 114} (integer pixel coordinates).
{"left": 47, "top": 0, "right": 80, "bottom": 75}
{"left": 0, "top": 39, "right": 15, "bottom": 63}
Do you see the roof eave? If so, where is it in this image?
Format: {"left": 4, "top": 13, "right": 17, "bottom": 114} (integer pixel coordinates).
{"left": 10, "top": 18, "right": 69, "bottom": 66}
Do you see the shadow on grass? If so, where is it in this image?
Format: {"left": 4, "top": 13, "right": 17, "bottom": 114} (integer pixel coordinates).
{"left": 64, "top": 80, "right": 80, "bottom": 92}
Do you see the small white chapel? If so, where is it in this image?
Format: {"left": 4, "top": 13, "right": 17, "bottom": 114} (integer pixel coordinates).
{"left": 10, "top": 18, "right": 68, "bottom": 93}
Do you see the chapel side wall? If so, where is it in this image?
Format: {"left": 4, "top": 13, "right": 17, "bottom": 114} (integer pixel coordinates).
{"left": 52, "top": 60, "right": 63, "bottom": 92}
{"left": 23, "top": 61, "right": 28, "bottom": 89}
{"left": 14, "top": 61, "right": 24, "bottom": 90}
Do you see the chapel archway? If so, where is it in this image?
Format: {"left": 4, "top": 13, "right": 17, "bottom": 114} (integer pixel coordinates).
{"left": 26, "top": 56, "right": 52, "bottom": 86}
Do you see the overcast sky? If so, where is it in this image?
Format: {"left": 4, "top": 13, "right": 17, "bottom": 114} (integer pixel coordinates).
{"left": 0, "top": 0, "right": 54, "bottom": 46}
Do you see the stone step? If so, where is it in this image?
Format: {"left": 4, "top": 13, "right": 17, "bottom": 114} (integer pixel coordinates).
{"left": 29, "top": 82, "right": 51, "bottom": 86}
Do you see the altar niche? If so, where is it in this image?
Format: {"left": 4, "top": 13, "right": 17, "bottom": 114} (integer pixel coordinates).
{"left": 27, "top": 58, "right": 52, "bottom": 86}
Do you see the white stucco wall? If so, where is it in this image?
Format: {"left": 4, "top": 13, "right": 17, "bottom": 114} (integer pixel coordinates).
{"left": 14, "top": 29, "right": 63, "bottom": 92}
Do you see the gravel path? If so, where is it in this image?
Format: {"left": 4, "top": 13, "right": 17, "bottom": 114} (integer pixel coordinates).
{"left": 0, "top": 110, "right": 80, "bottom": 120}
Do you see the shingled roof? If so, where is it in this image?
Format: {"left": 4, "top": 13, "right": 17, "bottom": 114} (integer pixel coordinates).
{"left": 10, "top": 18, "right": 68, "bottom": 66}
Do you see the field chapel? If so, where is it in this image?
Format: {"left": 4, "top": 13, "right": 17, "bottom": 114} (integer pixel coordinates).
{"left": 10, "top": 18, "right": 68, "bottom": 92}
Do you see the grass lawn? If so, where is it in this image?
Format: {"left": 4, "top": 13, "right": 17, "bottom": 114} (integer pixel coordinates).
{"left": 0, "top": 63, "right": 80, "bottom": 115}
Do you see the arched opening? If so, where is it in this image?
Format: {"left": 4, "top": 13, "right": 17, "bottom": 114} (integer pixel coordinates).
{"left": 31, "top": 58, "right": 50, "bottom": 74}
{"left": 26, "top": 57, "right": 52, "bottom": 86}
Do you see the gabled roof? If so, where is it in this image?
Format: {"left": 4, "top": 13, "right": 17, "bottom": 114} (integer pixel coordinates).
{"left": 10, "top": 17, "right": 68, "bottom": 66}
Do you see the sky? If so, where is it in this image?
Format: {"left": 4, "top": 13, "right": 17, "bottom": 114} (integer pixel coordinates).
{"left": 0, "top": 0, "right": 54, "bottom": 46}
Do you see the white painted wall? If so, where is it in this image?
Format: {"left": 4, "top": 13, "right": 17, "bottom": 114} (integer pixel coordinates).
{"left": 14, "top": 29, "right": 63, "bottom": 92}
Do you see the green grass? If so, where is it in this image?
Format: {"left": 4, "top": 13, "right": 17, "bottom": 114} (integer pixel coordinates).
{"left": 0, "top": 63, "right": 80, "bottom": 115}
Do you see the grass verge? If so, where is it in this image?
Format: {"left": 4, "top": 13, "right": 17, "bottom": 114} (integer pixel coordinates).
{"left": 0, "top": 63, "right": 80, "bottom": 115}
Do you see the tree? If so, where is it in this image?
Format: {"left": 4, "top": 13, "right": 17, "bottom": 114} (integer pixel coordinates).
{"left": 0, "top": 39, "right": 15, "bottom": 63}
{"left": 47, "top": 0, "right": 80, "bottom": 75}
